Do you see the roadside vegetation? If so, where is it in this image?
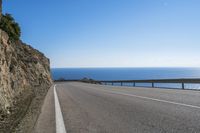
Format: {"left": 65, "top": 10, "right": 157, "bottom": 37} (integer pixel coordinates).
{"left": 54, "top": 77, "right": 101, "bottom": 84}
{"left": 0, "top": 13, "right": 21, "bottom": 40}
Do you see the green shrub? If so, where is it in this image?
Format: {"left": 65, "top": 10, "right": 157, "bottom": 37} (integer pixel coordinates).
{"left": 0, "top": 13, "right": 21, "bottom": 40}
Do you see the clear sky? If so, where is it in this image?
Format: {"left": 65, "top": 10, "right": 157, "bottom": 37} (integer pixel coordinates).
{"left": 3, "top": 0, "right": 200, "bottom": 68}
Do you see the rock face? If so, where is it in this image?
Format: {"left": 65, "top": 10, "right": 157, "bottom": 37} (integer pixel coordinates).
{"left": 0, "top": 29, "right": 52, "bottom": 132}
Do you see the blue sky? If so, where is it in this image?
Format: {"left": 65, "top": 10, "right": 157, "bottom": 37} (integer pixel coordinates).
{"left": 3, "top": 0, "right": 200, "bottom": 68}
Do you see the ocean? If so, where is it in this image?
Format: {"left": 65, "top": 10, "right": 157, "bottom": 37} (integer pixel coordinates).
{"left": 51, "top": 68, "right": 200, "bottom": 89}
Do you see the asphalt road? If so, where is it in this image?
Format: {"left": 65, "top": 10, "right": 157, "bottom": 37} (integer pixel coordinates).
{"left": 34, "top": 82, "right": 200, "bottom": 133}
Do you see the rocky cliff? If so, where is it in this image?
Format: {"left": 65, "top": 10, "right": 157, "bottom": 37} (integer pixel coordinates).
{"left": 0, "top": 29, "right": 52, "bottom": 132}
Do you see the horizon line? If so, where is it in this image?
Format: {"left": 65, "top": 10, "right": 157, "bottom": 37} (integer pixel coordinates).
{"left": 51, "top": 66, "right": 200, "bottom": 69}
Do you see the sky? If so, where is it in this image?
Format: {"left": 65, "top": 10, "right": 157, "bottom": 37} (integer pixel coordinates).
{"left": 3, "top": 0, "right": 200, "bottom": 68}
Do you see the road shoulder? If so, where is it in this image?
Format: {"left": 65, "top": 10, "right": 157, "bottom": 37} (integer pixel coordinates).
{"left": 34, "top": 86, "right": 56, "bottom": 133}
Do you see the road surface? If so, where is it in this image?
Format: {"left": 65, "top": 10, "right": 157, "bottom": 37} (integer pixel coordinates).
{"left": 34, "top": 82, "right": 200, "bottom": 133}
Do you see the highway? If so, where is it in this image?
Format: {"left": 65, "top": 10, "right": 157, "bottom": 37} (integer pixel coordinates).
{"left": 34, "top": 82, "right": 200, "bottom": 133}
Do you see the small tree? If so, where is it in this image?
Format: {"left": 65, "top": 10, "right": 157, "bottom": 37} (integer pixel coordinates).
{"left": 0, "top": 13, "right": 21, "bottom": 40}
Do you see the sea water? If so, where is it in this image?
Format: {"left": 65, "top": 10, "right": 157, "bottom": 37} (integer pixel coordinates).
{"left": 51, "top": 68, "right": 200, "bottom": 90}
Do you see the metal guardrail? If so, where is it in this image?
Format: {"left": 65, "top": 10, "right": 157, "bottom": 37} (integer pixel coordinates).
{"left": 99, "top": 78, "right": 200, "bottom": 89}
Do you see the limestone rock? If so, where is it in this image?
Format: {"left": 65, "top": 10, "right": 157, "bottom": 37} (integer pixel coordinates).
{"left": 0, "top": 29, "right": 52, "bottom": 132}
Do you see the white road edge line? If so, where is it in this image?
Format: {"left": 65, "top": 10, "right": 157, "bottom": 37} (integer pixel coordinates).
{"left": 54, "top": 85, "right": 67, "bottom": 133}
{"left": 97, "top": 88, "right": 200, "bottom": 109}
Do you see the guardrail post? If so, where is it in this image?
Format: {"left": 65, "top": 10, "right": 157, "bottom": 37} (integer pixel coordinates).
{"left": 112, "top": 82, "right": 114, "bottom": 86}
{"left": 133, "top": 82, "right": 135, "bottom": 87}
{"left": 121, "top": 82, "right": 123, "bottom": 86}
{"left": 152, "top": 82, "right": 154, "bottom": 88}
{"left": 182, "top": 83, "right": 185, "bottom": 89}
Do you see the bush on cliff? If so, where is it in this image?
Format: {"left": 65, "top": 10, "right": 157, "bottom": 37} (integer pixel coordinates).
{"left": 0, "top": 13, "right": 21, "bottom": 40}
